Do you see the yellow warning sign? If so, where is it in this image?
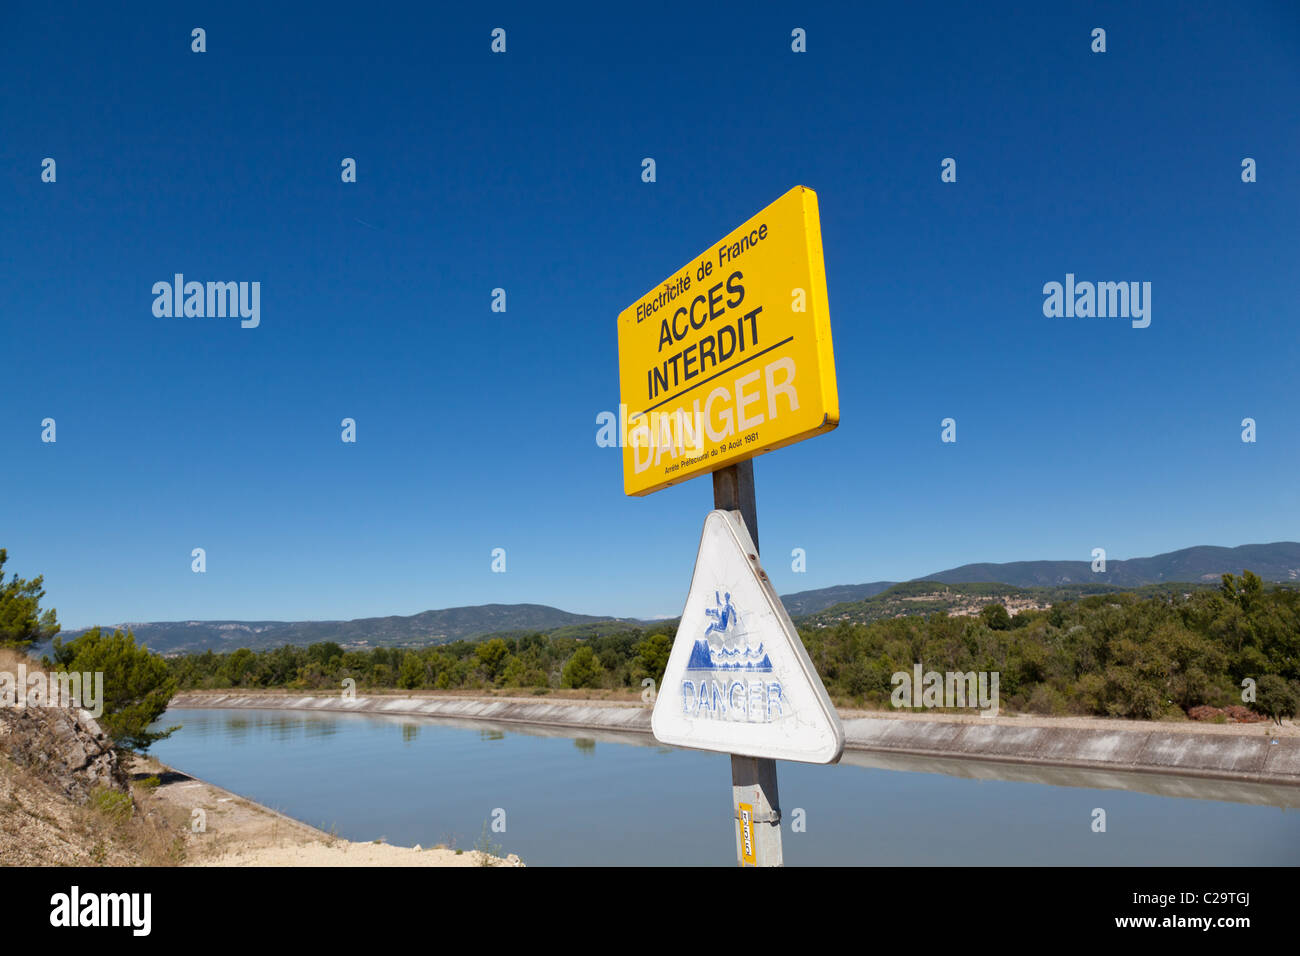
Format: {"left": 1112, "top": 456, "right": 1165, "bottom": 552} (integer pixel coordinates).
{"left": 738, "top": 802, "right": 756, "bottom": 865}
{"left": 617, "top": 186, "right": 839, "bottom": 496}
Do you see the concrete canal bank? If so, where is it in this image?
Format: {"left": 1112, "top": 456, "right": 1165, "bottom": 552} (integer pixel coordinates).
{"left": 170, "top": 691, "right": 1300, "bottom": 795}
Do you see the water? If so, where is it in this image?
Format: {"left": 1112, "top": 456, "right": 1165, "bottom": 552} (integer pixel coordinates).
{"left": 149, "top": 708, "right": 1300, "bottom": 866}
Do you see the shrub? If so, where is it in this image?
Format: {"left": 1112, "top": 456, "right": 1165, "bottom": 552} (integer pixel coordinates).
{"left": 1251, "top": 675, "right": 1299, "bottom": 724}
{"left": 633, "top": 633, "right": 672, "bottom": 686}
{"left": 980, "top": 604, "right": 1012, "bottom": 631}
{"left": 89, "top": 786, "right": 134, "bottom": 824}
{"left": 1026, "top": 684, "right": 1069, "bottom": 716}
{"left": 561, "top": 645, "right": 603, "bottom": 689}
{"left": 49, "top": 628, "right": 179, "bottom": 752}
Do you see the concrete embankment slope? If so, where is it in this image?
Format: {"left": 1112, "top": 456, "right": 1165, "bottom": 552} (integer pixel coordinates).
{"left": 169, "top": 692, "right": 1300, "bottom": 793}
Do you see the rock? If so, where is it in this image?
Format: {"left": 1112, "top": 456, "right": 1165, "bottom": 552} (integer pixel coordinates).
{"left": 0, "top": 694, "right": 127, "bottom": 802}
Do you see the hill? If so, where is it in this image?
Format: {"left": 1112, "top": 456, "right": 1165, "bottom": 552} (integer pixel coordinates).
{"left": 804, "top": 578, "right": 1300, "bottom": 629}
{"left": 55, "top": 541, "right": 1300, "bottom": 653}
{"left": 802, "top": 581, "right": 1102, "bottom": 628}
{"left": 60, "top": 605, "right": 639, "bottom": 655}
{"left": 779, "top": 581, "right": 896, "bottom": 616}
{"left": 781, "top": 541, "right": 1300, "bottom": 616}
{"left": 920, "top": 541, "right": 1300, "bottom": 588}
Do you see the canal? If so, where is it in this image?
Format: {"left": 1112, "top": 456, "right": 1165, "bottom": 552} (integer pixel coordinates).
{"left": 150, "top": 708, "right": 1300, "bottom": 866}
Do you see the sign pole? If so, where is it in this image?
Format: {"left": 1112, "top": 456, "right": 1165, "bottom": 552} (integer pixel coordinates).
{"left": 713, "top": 461, "right": 784, "bottom": 867}
{"left": 627, "top": 188, "right": 841, "bottom": 867}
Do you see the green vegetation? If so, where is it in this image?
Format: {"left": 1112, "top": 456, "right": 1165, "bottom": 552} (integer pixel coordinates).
{"left": 801, "top": 578, "right": 1270, "bottom": 629}
{"left": 560, "top": 645, "right": 602, "bottom": 689}
{"left": 979, "top": 603, "right": 1012, "bottom": 631}
{"left": 474, "top": 820, "right": 503, "bottom": 866}
{"left": 168, "top": 630, "right": 674, "bottom": 696}
{"left": 88, "top": 786, "right": 134, "bottom": 824}
{"left": 47, "top": 628, "right": 180, "bottom": 752}
{"left": 162, "top": 570, "right": 1300, "bottom": 722}
{"left": 635, "top": 632, "right": 672, "bottom": 687}
{"left": 1254, "top": 674, "right": 1299, "bottom": 724}
{"left": 0, "top": 548, "right": 180, "bottom": 754}
{"left": 802, "top": 571, "right": 1300, "bottom": 719}
{"left": 0, "top": 549, "right": 59, "bottom": 649}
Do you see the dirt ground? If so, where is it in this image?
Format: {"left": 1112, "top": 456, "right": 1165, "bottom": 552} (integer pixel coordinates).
{"left": 0, "top": 753, "right": 146, "bottom": 866}
{"left": 128, "top": 753, "right": 523, "bottom": 867}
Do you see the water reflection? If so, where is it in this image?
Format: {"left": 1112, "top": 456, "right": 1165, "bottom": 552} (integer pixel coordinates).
{"left": 149, "top": 708, "right": 1300, "bottom": 866}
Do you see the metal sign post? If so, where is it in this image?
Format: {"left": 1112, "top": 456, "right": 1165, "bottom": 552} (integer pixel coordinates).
{"left": 713, "top": 460, "right": 783, "bottom": 867}
{"left": 624, "top": 186, "right": 844, "bottom": 869}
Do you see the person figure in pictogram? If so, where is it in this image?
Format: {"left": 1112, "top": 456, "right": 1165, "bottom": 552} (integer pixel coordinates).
{"left": 704, "top": 590, "right": 736, "bottom": 637}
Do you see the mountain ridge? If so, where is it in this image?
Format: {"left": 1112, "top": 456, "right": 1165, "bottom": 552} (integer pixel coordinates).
{"left": 57, "top": 541, "right": 1300, "bottom": 653}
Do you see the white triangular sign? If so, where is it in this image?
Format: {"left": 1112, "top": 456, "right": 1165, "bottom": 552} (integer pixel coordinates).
{"left": 651, "top": 509, "right": 845, "bottom": 764}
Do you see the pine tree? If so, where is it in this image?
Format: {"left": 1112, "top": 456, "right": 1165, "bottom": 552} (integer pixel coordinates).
{"left": 0, "top": 549, "right": 60, "bottom": 648}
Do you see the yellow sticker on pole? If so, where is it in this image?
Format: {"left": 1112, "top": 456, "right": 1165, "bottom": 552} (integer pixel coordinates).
{"left": 617, "top": 186, "right": 839, "bottom": 496}
{"left": 738, "top": 802, "right": 756, "bottom": 865}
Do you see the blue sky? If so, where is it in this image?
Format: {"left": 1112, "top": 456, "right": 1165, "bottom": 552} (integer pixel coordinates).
{"left": 3, "top": 1, "right": 1298, "bottom": 629}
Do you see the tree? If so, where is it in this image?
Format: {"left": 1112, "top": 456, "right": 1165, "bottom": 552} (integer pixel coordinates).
{"left": 397, "top": 652, "right": 426, "bottom": 689}
{"left": 1252, "top": 675, "right": 1299, "bottom": 725}
{"left": 0, "top": 549, "right": 59, "bottom": 648}
{"left": 48, "top": 628, "right": 179, "bottom": 752}
{"left": 475, "top": 638, "right": 510, "bottom": 684}
{"left": 980, "top": 603, "right": 1011, "bottom": 631}
{"left": 561, "top": 645, "right": 603, "bottom": 689}
{"left": 220, "top": 647, "right": 258, "bottom": 686}
{"left": 499, "top": 654, "right": 528, "bottom": 687}
{"left": 306, "top": 642, "right": 344, "bottom": 667}
{"left": 634, "top": 633, "right": 672, "bottom": 685}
